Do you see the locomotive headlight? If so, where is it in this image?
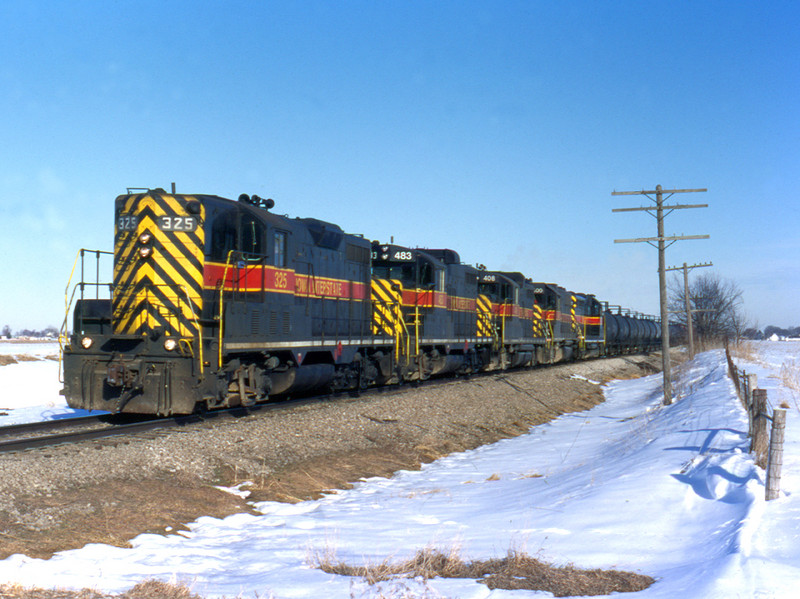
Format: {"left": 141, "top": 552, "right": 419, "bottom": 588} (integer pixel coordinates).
{"left": 138, "top": 231, "right": 153, "bottom": 258}
{"left": 80, "top": 336, "right": 93, "bottom": 349}
{"left": 163, "top": 338, "right": 178, "bottom": 351}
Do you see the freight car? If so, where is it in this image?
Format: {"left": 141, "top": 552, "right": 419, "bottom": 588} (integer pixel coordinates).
{"left": 61, "top": 188, "right": 659, "bottom": 415}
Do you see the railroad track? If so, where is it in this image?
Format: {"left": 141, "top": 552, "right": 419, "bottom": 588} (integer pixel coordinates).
{"left": 0, "top": 377, "right": 449, "bottom": 454}
{"left": 0, "top": 413, "right": 206, "bottom": 454}
{"left": 0, "top": 353, "right": 658, "bottom": 454}
{"left": 0, "top": 390, "right": 354, "bottom": 454}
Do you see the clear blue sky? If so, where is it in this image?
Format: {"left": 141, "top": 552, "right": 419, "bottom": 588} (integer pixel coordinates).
{"left": 1, "top": 0, "right": 798, "bottom": 331}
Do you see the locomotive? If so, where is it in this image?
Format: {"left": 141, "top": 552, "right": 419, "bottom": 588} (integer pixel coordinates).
{"left": 60, "top": 188, "right": 659, "bottom": 416}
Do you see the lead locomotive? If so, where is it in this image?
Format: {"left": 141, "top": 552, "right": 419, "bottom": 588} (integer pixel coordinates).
{"left": 61, "top": 188, "right": 658, "bottom": 415}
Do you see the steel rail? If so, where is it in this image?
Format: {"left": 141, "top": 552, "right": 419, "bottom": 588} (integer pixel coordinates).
{"left": 0, "top": 414, "right": 111, "bottom": 438}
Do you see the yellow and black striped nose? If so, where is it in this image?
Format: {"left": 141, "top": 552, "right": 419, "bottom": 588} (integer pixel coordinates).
{"left": 533, "top": 304, "right": 544, "bottom": 336}
{"left": 371, "top": 278, "right": 404, "bottom": 337}
{"left": 477, "top": 294, "right": 494, "bottom": 337}
{"left": 112, "top": 191, "right": 205, "bottom": 338}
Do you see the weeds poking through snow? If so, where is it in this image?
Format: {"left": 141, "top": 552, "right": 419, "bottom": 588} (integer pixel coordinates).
{"left": 311, "top": 545, "right": 654, "bottom": 596}
{"left": 731, "top": 341, "right": 761, "bottom": 364}
{"left": 0, "top": 580, "right": 205, "bottom": 599}
{"left": 780, "top": 359, "right": 800, "bottom": 394}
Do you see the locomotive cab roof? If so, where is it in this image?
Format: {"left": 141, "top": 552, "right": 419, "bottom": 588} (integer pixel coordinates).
{"left": 419, "top": 248, "right": 461, "bottom": 265}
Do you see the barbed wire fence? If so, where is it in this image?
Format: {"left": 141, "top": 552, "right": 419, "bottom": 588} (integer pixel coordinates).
{"left": 726, "top": 344, "right": 786, "bottom": 500}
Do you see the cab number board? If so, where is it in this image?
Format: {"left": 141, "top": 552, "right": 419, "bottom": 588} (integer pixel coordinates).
{"left": 158, "top": 216, "right": 197, "bottom": 232}
{"left": 117, "top": 215, "right": 138, "bottom": 231}
{"left": 371, "top": 250, "right": 414, "bottom": 261}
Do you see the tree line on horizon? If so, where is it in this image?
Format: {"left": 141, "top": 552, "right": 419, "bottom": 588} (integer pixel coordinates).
{"left": 1, "top": 325, "right": 59, "bottom": 339}
{"left": 744, "top": 325, "right": 800, "bottom": 340}
{"left": 667, "top": 272, "right": 797, "bottom": 345}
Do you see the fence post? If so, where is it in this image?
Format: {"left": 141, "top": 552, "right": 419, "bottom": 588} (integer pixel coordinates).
{"left": 745, "top": 374, "right": 757, "bottom": 407}
{"left": 766, "top": 408, "right": 786, "bottom": 500}
{"left": 745, "top": 373, "right": 757, "bottom": 436}
{"left": 751, "top": 389, "right": 769, "bottom": 469}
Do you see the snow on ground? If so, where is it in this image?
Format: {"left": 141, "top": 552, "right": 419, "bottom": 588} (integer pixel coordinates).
{"left": 0, "top": 340, "right": 60, "bottom": 359}
{"left": 0, "top": 341, "right": 104, "bottom": 423}
{"left": 0, "top": 342, "right": 798, "bottom": 598}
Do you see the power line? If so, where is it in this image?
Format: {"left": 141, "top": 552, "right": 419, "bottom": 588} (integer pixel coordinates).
{"left": 612, "top": 185, "right": 709, "bottom": 405}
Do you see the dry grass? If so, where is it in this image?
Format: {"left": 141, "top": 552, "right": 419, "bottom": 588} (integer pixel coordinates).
{"left": 312, "top": 546, "right": 654, "bottom": 597}
{"left": 730, "top": 341, "right": 767, "bottom": 366}
{"left": 780, "top": 360, "right": 800, "bottom": 393}
{"left": 0, "top": 354, "right": 51, "bottom": 366}
{"left": 516, "top": 471, "right": 544, "bottom": 479}
{"left": 0, "top": 580, "right": 204, "bottom": 599}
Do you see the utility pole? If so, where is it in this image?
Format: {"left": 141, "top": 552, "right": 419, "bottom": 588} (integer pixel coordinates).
{"left": 612, "top": 185, "right": 708, "bottom": 405}
{"left": 665, "top": 262, "right": 713, "bottom": 359}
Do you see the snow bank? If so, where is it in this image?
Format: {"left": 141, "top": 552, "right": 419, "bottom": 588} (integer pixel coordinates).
{"left": 0, "top": 345, "right": 798, "bottom": 598}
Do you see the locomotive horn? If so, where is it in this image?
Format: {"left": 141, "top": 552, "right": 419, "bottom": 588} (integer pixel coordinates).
{"left": 238, "top": 193, "right": 251, "bottom": 203}
{"left": 251, "top": 195, "right": 275, "bottom": 210}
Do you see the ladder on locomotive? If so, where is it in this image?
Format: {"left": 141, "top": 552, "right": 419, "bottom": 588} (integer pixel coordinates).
{"left": 370, "top": 279, "right": 412, "bottom": 366}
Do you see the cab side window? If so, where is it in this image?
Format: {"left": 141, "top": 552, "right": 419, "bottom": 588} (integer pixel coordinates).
{"left": 419, "top": 261, "right": 434, "bottom": 288}
{"left": 209, "top": 211, "right": 236, "bottom": 262}
{"left": 274, "top": 231, "right": 288, "bottom": 267}
{"left": 241, "top": 214, "right": 265, "bottom": 258}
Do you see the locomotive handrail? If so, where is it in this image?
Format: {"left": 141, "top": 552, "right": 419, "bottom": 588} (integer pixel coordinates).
{"left": 215, "top": 249, "right": 271, "bottom": 368}
{"left": 63, "top": 249, "right": 114, "bottom": 310}
{"left": 59, "top": 284, "right": 84, "bottom": 383}
{"left": 59, "top": 248, "right": 114, "bottom": 382}
{"left": 218, "top": 250, "right": 237, "bottom": 369}
{"left": 399, "top": 303, "right": 411, "bottom": 364}
{"left": 177, "top": 283, "right": 204, "bottom": 375}
{"left": 414, "top": 300, "right": 420, "bottom": 358}
{"left": 501, "top": 302, "right": 507, "bottom": 347}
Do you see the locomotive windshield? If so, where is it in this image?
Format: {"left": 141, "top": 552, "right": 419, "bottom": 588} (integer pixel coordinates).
{"left": 478, "top": 273, "right": 515, "bottom": 303}
{"left": 372, "top": 246, "right": 437, "bottom": 289}
{"left": 478, "top": 281, "right": 514, "bottom": 303}
{"left": 534, "top": 288, "right": 557, "bottom": 310}
{"left": 372, "top": 260, "right": 436, "bottom": 288}
{"left": 372, "top": 262, "right": 416, "bottom": 285}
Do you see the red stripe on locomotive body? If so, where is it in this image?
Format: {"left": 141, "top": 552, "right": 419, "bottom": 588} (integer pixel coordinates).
{"left": 448, "top": 296, "right": 477, "bottom": 312}
{"left": 489, "top": 304, "right": 536, "bottom": 320}
{"left": 203, "top": 263, "right": 366, "bottom": 300}
{"left": 578, "top": 316, "right": 603, "bottom": 326}
{"left": 395, "top": 289, "right": 477, "bottom": 313}
{"left": 295, "top": 274, "right": 366, "bottom": 300}
{"left": 400, "top": 289, "right": 448, "bottom": 309}
{"left": 493, "top": 304, "right": 516, "bottom": 318}
{"left": 543, "top": 310, "right": 573, "bottom": 323}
